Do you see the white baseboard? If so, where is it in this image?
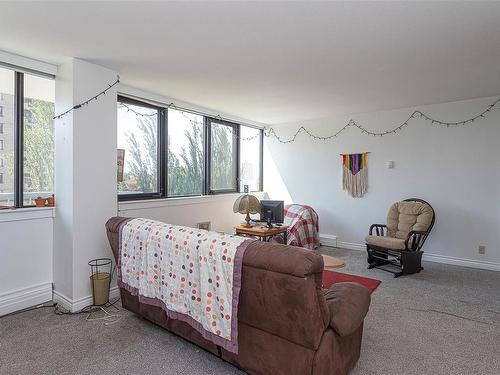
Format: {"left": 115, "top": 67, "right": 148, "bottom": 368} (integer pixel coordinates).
{"left": 337, "top": 241, "right": 365, "bottom": 252}
{"left": 330, "top": 236, "right": 500, "bottom": 272}
{"left": 422, "top": 253, "right": 500, "bottom": 272}
{"left": 53, "top": 286, "right": 121, "bottom": 313}
{"left": 0, "top": 282, "right": 53, "bottom": 317}
{"left": 319, "top": 234, "right": 337, "bottom": 247}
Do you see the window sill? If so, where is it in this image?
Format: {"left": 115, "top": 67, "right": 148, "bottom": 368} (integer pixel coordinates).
{"left": 0, "top": 206, "right": 55, "bottom": 223}
{"left": 118, "top": 192, "right": 266, "bottom": 212}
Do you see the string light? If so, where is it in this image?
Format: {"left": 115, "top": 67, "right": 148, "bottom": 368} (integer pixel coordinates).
{"left": 118, "top": 102, "right": 261, "bottom": 142}
{"left": 266, "top": 97, "right": 500, "bottom": 143}
{"left": 53, "top": 76, "right": 121, "bottom": 120}
{"left": 52, "top": 74, "right": 499, "bottom": 144}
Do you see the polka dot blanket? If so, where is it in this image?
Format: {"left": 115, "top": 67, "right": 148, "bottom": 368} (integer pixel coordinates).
{"left": 118, "top": 218, "right": 254, "bottom": 353}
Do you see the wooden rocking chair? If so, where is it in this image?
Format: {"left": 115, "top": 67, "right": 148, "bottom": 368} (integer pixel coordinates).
{"left": 366, "top": 198, "right": 435, "bottom": 277}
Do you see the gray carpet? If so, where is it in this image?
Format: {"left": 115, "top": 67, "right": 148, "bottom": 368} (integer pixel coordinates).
{"left": 1, "top": 247, "right": 499, "bottom": 375}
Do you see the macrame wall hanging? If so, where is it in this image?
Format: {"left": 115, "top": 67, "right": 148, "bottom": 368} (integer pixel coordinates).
{"left": 342, "top": 153, "right": 368, "bottom": 198}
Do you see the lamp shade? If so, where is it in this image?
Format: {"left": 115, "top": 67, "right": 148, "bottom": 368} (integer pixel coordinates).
{"left": 233, "top": 194, "right": 260, "bottom": 215}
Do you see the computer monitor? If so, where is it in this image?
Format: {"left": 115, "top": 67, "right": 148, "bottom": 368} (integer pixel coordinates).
{"left": 260, "top": 200, "right": 284, "bottom": 226}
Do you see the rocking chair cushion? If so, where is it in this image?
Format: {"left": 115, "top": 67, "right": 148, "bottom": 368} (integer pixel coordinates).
{"left": 387, "top": 201, "right": 433, "bottom": 240}
{"left": 365, "top": 235, "right": 406, "bottom": 250}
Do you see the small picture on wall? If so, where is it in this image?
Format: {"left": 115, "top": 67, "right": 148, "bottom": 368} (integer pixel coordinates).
{"left": 117, "top": 149, "right": 125, "bottom": 182}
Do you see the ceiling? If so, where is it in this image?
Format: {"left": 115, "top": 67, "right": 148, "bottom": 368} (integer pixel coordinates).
{"left": 1, "top": 1, "right": 499, "bottom": 125}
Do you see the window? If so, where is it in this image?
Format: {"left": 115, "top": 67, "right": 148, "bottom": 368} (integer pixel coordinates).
{"left": 0, "top": 66, "right": 54, "bottom": 207}
{"left": 239, "top": 126, "right": 263, "bottom": 192}
{"left": 23, "top": 74, "right": 55, "bottom": 205}
{"left": 117, "top": 98, "right": 161, "bottom": 198}
{"left": 0, "top": 67, "right": 13, "bottom": 205}
{"left": 117, "top": 96, "right": 263, "bottom": 201}
{"left": 0, "top": 123, "right": 3, "bottom": 133}
{"left": 0, "top": 173, "right": 3, "bottom": 184}
{"left": 167, "top": 108, "right": 204, "bottom": 197}
{"left": 208, "top": 119, "right": 238, "bottom": 193}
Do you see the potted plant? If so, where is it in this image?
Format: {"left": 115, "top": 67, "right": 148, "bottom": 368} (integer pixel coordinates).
{"left": 46, "top": 194, "right": 55, "bottom": 207}
{"left": 35, "top": 197, "right": 46, "bottom": 207}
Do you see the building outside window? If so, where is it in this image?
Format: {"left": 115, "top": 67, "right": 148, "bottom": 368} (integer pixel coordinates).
{"left": 22, "top": 74, "right": 55, "bottom": 205}
{"left": 0, "top": 66, "right": 54, "bottom": 207}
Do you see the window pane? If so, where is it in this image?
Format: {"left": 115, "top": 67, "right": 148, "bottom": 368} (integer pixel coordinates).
{"left": 0, "top": 67, "right": 14, "bottom": 206}
{"left": 210, "top": 121, "right": 237, "bottom": 191}
{"left": 117, "top": 102, "right": 158, "bottom": 195}
{"left": 167, "top": 109, "right": 204, "bottom": 197}
{"left": 239, "top": 126, "right": 261, "bottom": 192}
{"left": 23, "top": 74, "right": 55, "bottom": 206}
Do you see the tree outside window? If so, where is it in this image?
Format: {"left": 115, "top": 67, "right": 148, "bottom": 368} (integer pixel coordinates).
{"left": 117, "top": 98, "right": 262, "bottom": 200}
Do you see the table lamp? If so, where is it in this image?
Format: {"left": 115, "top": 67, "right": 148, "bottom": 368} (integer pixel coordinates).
{"left": 233, "top": 193, "right": 260, "bottom": 227}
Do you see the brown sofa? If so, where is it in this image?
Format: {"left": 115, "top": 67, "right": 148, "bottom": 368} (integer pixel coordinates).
{"left": 106, "top": 217, "right": 371, "bottom": 375}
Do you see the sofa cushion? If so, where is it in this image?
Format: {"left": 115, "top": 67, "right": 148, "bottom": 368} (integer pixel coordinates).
{"left": 365, "top": 235, "right": 406, "bottom": 250}
{"left": 387, "top": 201, "right": 433, "bottom": 240}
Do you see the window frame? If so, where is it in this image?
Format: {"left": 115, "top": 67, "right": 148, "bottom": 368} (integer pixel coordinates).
{"left": 206, "top": 117, "right": 240, "bottom": 195}
{"left": 117, "top": 95, "right": 165, "bottom": 202}
{"left": 117, "top": 95, "right": 263, "bottom": 202}
{"left": 14, "top": 71, "right": 24, "bottom": 207}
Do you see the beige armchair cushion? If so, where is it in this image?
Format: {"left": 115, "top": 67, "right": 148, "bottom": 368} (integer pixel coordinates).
{"left": 365, "top": 235, "right": 406, "bottom": 250}
{"left": 386, "top": 201, "right": 433, "bottom": 240}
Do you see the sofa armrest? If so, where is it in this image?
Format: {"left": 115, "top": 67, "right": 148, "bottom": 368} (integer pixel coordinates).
{"left": 105, "top": 217, "right": 132, "bottom": 262}
{"left": 323, "top": 282, "right": 371, "bottom": 337}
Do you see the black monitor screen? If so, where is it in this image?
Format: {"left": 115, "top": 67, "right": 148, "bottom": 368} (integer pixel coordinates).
{"left": 260, "top": 200, "right": 284, "bottom": 224}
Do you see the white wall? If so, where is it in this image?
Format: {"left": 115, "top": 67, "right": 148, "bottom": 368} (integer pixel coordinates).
{"left": 265, "top": 96, "right": 500, "bottom": 269}
{"left": 53, "top": 60, "right": 74, "bottom": 300}
{"left": 72, "top": 59, "right": 118, "bottom": 301}
{"left": 53, "top": 58, "right": 118, "bottom": 309}
{"left": 119, "top": 193, "right": 266, "bottom": 234}
{"left": 0, "top": 209, "right": 54, "bottom": 316}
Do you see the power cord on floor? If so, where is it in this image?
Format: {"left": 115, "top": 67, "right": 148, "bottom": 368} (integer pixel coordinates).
{"left": 53, "top": 297, "right": 122, "bottom": 326}
{"left": 0, "top": 302, "right": 57, "bottom": 319}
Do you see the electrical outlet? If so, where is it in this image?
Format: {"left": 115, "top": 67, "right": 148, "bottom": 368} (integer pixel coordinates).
{"left": 478, "top": 245, "right": 486, "bottom": 255}
{"left": 197, "top": 221, "right": 211, "bottom": 231}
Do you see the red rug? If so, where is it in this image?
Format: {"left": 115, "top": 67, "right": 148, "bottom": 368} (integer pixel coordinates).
{"left": 322, "top": 270, "right": 381, "bottom": 294}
